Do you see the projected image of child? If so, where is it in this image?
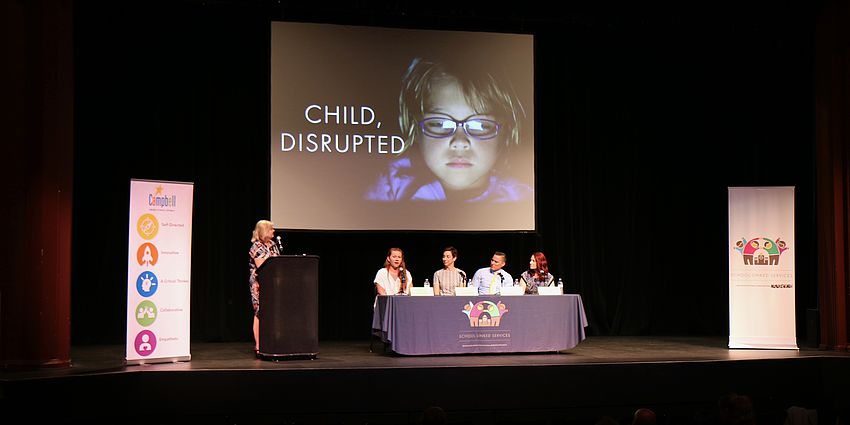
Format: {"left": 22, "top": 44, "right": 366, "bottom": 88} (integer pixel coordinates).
{"left": 365, "top": 56, "right": 531, "bottom": 202}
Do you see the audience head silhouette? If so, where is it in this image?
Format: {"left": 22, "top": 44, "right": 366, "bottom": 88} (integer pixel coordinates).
{"left": 422, "top": 405, "right": 447, "bottom": 425}
{"left": 633, "top": 408, "right": 657, "bottom": 425}
{"left": 718, "top": 393, "right": 756, "bottom": 425}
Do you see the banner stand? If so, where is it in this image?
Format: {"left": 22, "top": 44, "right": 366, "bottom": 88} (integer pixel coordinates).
{"left": 728, "top": 187, "right": 797, "bottom": 350}
{"left": 126, "top": 179, "right": 194, "bottom": 364}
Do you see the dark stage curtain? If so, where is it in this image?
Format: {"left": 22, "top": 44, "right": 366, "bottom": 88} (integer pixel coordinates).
{"left": 1, "top": 0, "right": 73, "bottom": 367}
{"left": 69, "top": 3, "right": 818, "bottom": 345}
{"left": 816, "top": 0, "right": 850, "bottom": 352}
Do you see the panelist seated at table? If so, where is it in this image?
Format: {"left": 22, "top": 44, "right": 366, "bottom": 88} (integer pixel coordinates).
{"left": 520, "top": 252, "right": 555, "bottom": 295}
{"left": 470, "top": 251, "right": 514, "bottom": 295}
{"left": 432, "top": 246, "right": 466, "bottom": 296}
{"left": 374, "top": 247, "right": 413, "bottom": 298}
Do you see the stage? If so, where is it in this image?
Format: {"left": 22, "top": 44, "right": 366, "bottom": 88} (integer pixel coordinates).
{"left": 2, "top": 337, "right": 848, "bottom": 424}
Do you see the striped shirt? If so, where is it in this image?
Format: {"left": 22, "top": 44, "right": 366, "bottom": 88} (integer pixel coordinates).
{"left": 433, "top": 268, "right": 467, "bottom": 296}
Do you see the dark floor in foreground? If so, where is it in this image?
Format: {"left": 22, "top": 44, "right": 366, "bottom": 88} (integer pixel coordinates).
{"left": 2, "top": 336, "right": 848, "bottom": 425}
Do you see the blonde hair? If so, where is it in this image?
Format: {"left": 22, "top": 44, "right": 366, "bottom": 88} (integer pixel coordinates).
{"left": 398, "top": 57, "right": 525, "bottom": 153}
{"left": 251, "top": 220, "right": 275, "bottom": 243}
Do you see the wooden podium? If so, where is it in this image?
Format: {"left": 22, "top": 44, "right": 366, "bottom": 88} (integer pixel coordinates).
{"left": 257, "top": 255, "right": 319, "bottom": 359}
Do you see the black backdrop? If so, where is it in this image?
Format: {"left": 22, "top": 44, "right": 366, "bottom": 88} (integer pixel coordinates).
{"left": 71, "top": 3, "right": 816, "bottom": 345}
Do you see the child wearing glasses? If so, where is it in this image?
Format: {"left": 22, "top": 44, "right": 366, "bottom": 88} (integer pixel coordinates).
{"left": 365, "top": 56, "right": 531, "bottom": 202}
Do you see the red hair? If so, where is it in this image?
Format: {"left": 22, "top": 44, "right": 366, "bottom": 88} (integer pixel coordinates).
{"left": 532, "top": 252, "right": 549, "bottom": 279}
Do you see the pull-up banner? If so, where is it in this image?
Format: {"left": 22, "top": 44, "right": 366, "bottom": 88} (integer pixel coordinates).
{"left": 126, "top": 179, "right": 194, "bottom": 364}
{"left": 728, "top": 187, "right": 797, "bottom": 349}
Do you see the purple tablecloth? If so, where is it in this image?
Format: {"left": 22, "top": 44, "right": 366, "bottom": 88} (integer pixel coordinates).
{"left": 371, "top": 294, "right": 588, "bottom": 355}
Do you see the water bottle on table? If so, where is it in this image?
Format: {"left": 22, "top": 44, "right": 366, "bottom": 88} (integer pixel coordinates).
{"left": 424, "top": 279, "right": 430, "bottom": 288}
{"left": 557, "top": 277, "right": 564, "bottom": 294}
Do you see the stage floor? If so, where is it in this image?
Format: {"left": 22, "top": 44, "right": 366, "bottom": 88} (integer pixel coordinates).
{"left": 4, "top": 335, "right": 841, "bottom": 375}
{"left": 2, "top": 336, "right": 849, "bottom": 425}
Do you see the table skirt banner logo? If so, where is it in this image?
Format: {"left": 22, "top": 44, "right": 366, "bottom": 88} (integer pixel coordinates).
{"left": 463, "top": 301, "right": 508, "bottom": 327}
{"left": 126, "top": 179, "right": 194, "bottom": 364}
{"left": 458, "top": 300, "right": 512, "bottom": 349}
{"left": 728, "top": 187, "right": 796, "bottom": 349}
{"left": 733, "top": 237, "right": 789, "bottom": 266}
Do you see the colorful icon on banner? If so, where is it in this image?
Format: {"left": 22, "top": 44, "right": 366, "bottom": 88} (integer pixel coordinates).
{"left": 135, "top": 300, "right": 157, "bottom": 326}
{"left": 137, "top": 214, "right": 159, "bottom": 240}
{"left": 732, "top": 237, "right": 789, "bottom": 266}
{"left": 137, "top": 242, "right": 159, "bottom": 266}
{"left": 136, "top": 271, "right": 159, "bottom": 297}
{"left": 134, "top": 330, "right": 157, "bottom": 356}
{"left": 462, "top": 301, "right": 508, "bottom": 327}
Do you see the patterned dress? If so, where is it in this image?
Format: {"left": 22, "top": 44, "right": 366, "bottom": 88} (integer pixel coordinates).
{"left": 520, "top": 271, "right": 554, "bottom": 295}
{"left": 248, "top": 241, "right": 280, "bottom": 316}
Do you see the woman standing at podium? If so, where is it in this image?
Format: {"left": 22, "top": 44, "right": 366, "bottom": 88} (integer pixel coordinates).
{"left": 374, "top": 247, "right": 412, "bottom": 297}
{"left": 248, "top": 220, "right": 280, "bottom": 355}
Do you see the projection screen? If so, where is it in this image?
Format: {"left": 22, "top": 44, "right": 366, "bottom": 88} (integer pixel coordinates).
{"left": 271, "top": 22, "right": 535, "bottom": 231}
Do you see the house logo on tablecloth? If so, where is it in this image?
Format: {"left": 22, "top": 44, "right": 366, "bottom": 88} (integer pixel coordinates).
{"left": 462, "top": 301, "right": 508, "bottom": 327}
{"left": 732, "top": 237, "right": 789, "bottom": 265}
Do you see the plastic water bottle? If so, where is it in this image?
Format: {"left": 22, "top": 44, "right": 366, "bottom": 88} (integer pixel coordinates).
{"left": 424, "top": 279, "right": 430, "bottom": 288}
{"left": 514, "top": 278, "right": 519, "bottom": 287}
{"left": 557, "top": 278, "right": 564, "bottom": 292}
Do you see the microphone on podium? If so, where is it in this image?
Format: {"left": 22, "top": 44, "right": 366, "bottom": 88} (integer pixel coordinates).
{"left": 459, "top": 270, "right": 467, "bottom": 286}
{"left": 275, "top": 236, "right": 283, "bottom": 252}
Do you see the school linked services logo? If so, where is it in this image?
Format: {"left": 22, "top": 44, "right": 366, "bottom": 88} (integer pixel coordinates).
{"left": 732, "top": 237, "right": 789, "bottom": 266}
{"left": 462, "top": 301, "right": 508, "bottom": 327}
